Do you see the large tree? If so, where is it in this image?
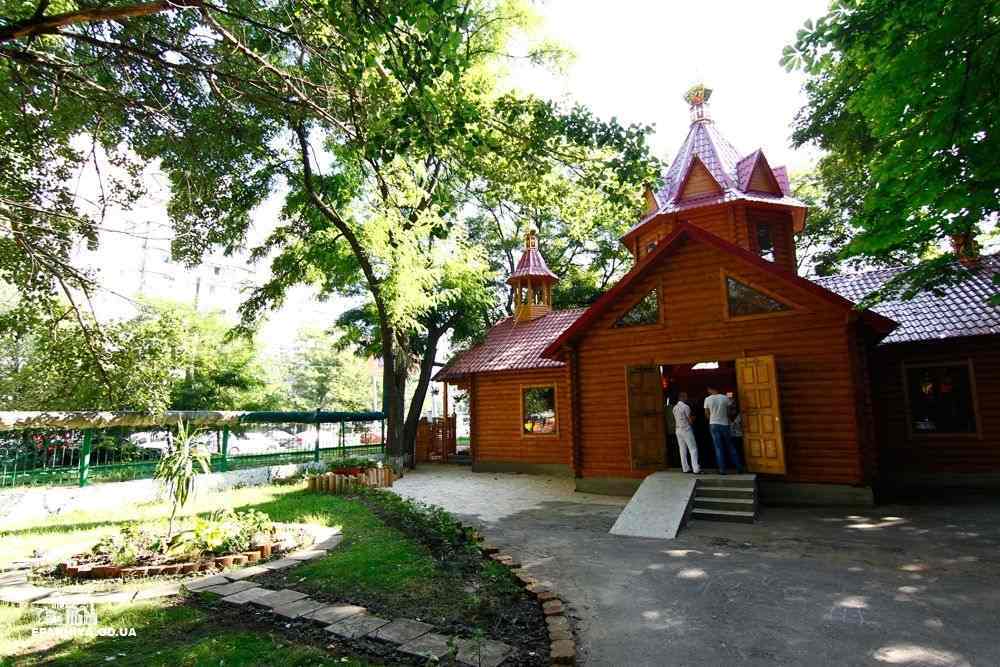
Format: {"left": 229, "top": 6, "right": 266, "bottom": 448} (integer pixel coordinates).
{"left": 783, "top": 0, "right": 1000, "bottom": 303}
{"left": 1, "top": 0, "right": 518, "bottom": 451}
{"left": 1, "top": 1, "right": 656, "bottom": 463}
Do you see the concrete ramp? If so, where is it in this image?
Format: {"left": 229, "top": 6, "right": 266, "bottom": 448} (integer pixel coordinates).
{"left": 609, "top": 472, "right": 696, "bottom": 539}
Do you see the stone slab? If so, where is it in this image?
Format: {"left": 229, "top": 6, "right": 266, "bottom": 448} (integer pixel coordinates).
{"left": 132, "top": 583, "right": 182, "bottom": 600}
{"left": 223, "top": 565, "right": 270, "bottom": 581}
{"left": 184, "top": 575, "right": 230, "bottom": 591}
{"left": 199, "top": 580, "right": 260, "bottom": 597}
{"left": 305, "top": 604, "right": 366, "bottom": 625}
{"left": 398, "top": 632, "right": 454, "bottom": 661}
{"left": 260, "top": 558, "right": 299, "bottom": 571}
{"left": 272, "top": 597, "right": 326, "bottom": 619}
{"left": 314, "top": 535, "right": 344, "bottom": 550}
{"left": 286, "top": 550, "right": 327, "bottom": 562}
{"left": 324, "top": 614, "right": 390, "bottom": 640}
{"left": 455, "top": 637, "right": 514, "bottom": 667}
{"left": 0, "top": 585, "right": 52, "bottom": 605}
{"left": 609, "top": 471, "right": 696, "bottom": 539}
{"left": 221, "top": 586, "right": 270, "bottom": 605}
{"left": 370, "top": 618, "right": 434, "bottom": 645}
{"left": 255, "top": 588, "right": 308, "bottom": 609}
{"left": 35, "top": 591, "right": 136, "bottom": 606}
{"left": 311, "top": 528, "right": 341, "bottom": 541}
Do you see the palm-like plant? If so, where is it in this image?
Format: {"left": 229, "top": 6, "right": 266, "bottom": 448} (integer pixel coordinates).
{"left": 155, "top": 419, "right": 211, "bottom": 544}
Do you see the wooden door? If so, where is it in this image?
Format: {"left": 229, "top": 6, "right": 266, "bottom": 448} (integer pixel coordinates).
{"left": 627, "top": 366, "right": 667, "bottom": 468}
{"left": 736, "top": 355, "right": 786, "bottom": 474}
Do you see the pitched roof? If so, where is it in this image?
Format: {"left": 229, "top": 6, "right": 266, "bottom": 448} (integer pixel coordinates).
{"left": 625, "top": 116, "right": 806, "bottom": 243}
{"left": 814, "top": 255, "right": 1000, "bottom": 345}
{"left": 542, "top": 223, "right": 897, "bottom": 358}
{"left": 507, "top": 245, "right": 559, "bottom": 284}
{"left": 434, "top": 308, "right": 585, "bottom": 381}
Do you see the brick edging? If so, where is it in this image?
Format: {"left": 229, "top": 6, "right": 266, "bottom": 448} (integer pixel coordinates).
{"left": 481, "top": 543, "right": 577, "bottom": 666}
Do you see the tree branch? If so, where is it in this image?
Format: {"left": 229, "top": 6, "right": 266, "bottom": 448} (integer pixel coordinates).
{"left": 0, "top": 0, "right": 203, "bottom": 44}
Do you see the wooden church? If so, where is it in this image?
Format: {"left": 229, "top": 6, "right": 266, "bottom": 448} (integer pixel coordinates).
{"left": 436, "top": 86, "right": 1000, "bottom": 504}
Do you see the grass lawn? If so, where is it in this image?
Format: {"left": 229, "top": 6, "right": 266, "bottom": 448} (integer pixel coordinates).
{"left": 1, "top": 480, "right": 540, "bottom": 664}
{"left": 0, "top": 599, "right": 369, "bottom": 666}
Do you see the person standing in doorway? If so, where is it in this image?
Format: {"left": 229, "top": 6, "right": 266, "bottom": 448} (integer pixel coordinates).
{"left": 704, "top": 386, "right": 744, "bottom": 474}
{"left": 672, "top": 392, "right": 700, "bottom": 474}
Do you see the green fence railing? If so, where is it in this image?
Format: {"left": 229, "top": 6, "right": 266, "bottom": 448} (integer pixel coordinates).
{"left": 0, "top": 410, "right": 386, "bottom": 489}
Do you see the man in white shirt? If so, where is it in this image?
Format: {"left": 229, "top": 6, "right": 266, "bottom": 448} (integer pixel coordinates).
{"left": 672, "top": 392, "right": 700, "bottom": 474}
{"left": 704, "top": 387, "right": 744, "bottom": 474}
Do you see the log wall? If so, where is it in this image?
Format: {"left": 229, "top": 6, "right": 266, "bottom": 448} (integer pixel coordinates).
{"left": 470, "top": 367, "right": 572, "bottom": 466}
{"left": 632, "top": 203, "right": 795, "bottom": 273}
{"left": 574, "top": 234, "right": 868, "bottom": 485}
{"left": 870, "top": 336, "right": 1000, "bottom": 475}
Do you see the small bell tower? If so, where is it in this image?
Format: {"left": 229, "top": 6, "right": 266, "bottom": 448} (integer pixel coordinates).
{"left": 507, "top": 227, "right": 559, "bottom": 322}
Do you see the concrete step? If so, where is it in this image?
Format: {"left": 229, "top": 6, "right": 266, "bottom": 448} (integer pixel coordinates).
{"left": 695, "top": 486, "right": 755, "bottom": 500}
{"left": 694, "top": 474, "right": 756, "bottom": 489}
{"left": 690, "top": 508, "right": 756, "bottom": 524}
{"left": 693, "top": 497, "right": 756, "bottom": 512}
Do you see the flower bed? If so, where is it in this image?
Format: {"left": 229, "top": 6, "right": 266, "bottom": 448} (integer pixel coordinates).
{"left": 58, "top": 510, "right": 312, "bottom": 580}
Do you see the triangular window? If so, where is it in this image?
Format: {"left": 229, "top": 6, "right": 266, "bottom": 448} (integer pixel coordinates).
{"left": 615, "top": 289, "right": 660, "bottom": 327}
{"left": 725, "top": 277, "right": 790, "bottom": 318}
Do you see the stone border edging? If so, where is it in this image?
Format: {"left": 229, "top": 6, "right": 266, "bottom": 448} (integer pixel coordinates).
{"left": 480, "top": 543, "right": 578, "bottom": 666}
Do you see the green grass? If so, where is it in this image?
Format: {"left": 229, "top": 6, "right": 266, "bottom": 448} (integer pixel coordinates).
{"left": 1, "top": 481, "right": 528, "bottom": 663}
{"left": 1, "top": 599, "right": 368, "bottom": 666}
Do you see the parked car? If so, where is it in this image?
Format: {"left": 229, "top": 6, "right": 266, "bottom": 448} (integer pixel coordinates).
{"left": 227, "top": 431, "right": 298, "bottom": 456}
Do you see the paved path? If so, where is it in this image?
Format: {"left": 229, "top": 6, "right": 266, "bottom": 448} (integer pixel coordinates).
{"left": 394, "top": 466, "right": 1000, "bottom": 667}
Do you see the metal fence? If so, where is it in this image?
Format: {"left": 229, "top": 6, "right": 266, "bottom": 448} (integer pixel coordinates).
{"left": 0, "top": 411, "right": 385, "bottom": 489}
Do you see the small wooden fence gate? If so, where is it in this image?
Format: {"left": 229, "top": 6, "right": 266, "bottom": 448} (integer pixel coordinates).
{"left": 415, "top": 416, "right": 456, "bottom": 463}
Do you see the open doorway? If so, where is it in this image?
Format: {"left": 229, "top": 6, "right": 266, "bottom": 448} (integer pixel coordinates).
{"left": 659, "top": 361, "right": 738, "bottom": 470}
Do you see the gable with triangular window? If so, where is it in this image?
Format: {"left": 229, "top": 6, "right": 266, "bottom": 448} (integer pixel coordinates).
{"left": 614, "top": 288, "right": 660, "bottom": 327}
{"left": 724, "top": 275, "right": 792, "bottom": 318}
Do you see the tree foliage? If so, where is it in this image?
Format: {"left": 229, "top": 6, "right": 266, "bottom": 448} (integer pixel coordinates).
{"left": 163, "top": 302, "right": 283, "bottom": 411}
{"left": 0, "top": 1, "right": 657, "bottom": 459}
{"left": 784, "top": 0, "right": 1000, "bottom": 302}
{"left": 0, "top": 301, "right": 184, "bottom": 412}
{"left": 280, "top": 327, "right": 372, "bottom": 412}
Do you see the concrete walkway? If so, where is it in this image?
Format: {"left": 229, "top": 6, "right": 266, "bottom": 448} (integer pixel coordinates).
{"left": 394, "top": 465, "right": 1000, "bottom": 667}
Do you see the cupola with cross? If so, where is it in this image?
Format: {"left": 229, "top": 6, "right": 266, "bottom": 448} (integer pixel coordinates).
{"left": 507, "top": 227, "right": 559, "bottom": 322}
{"left": 627, "top": 84, "right": 808, "bottom": 274}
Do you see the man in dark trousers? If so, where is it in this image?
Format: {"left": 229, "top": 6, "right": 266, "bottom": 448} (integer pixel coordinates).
{"left": 704, "top": 386, "right": 744, "bottom": 475}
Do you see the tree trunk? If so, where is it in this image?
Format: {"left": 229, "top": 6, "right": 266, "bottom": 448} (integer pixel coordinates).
{"left": 402, "top": 329, "right": 444, "bottom": 459}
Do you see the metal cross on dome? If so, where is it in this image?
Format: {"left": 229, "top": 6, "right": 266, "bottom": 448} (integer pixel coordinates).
{"left": 684, "top": 84, "right": 713, "bottom": 122}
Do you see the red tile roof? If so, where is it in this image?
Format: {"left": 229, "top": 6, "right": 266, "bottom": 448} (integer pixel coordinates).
{"left": 434, "top": 308, "right": 585, "bottom": 381}
{"left": 815, "top": 255, "right": 1000, "bottom": 344}
{"left": 625, "top": 116, "right": 806, "bottom": 243}
{"left": 506, "top": 246, "right": 559, "bottom": 284}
